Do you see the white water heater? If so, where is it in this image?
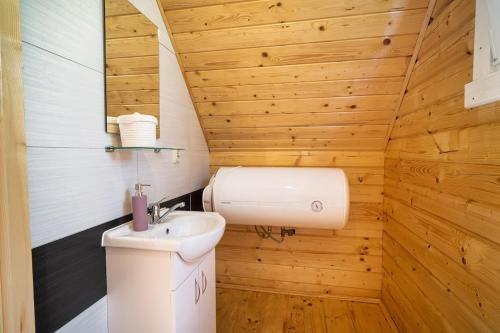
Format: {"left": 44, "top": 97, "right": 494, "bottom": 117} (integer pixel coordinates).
{"left": 202, "top": 167, "right": 349, "bottom": 229}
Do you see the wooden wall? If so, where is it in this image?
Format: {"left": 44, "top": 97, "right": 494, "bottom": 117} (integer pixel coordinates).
{"left": 158, "top": 0, "right": 433, "bottom": 302}
{"left": 104, "top": 0, "right": 160, "bottom": 133}
{"left": 210, "top": 152, "right": 384, "bottom": 301}
{"left": 382, "top": 0, "right": 500, "bottom": 331}
{"left": 161, "top": 0, "right": 431, "bottom": 151}
{"left": 0, "top": 0, "right": 36, "bottom": 331}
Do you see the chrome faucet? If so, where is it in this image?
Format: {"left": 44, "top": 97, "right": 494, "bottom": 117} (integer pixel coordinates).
{"left": 149, "top": 199, "right": 186, "bottom": 224}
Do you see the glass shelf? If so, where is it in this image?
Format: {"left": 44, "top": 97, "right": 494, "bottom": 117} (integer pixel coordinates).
{"left": 105, "top": 146, "right": 184, "bottom": 153}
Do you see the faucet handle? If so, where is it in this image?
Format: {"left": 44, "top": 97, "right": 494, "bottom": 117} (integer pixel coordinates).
{"left": 135, "top": 183, "right": 150, "bottom": 192}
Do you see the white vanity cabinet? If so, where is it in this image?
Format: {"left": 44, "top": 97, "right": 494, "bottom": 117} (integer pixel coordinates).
{"left": 172, "top": 251, "right": 215, "bottom": 332}
{"left": 106, "top": 248, "right": 216, "bottom": 333}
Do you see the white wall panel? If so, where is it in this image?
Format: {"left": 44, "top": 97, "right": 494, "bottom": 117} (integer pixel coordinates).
{"left": 137, "top": 150, "right": 192, "bottom": 203}
{"left": 188, "top": 106, "right": 209, "bottom": 151}
{"left": 27, "top": 148, "right": 137, "bottom": 248}
{"left": 23, "top": 43, "right": 116, "bottom": 148}
{"left": 158, "top": 99, "right": 190, "bottom": 148}
{"left": 189, "top": 150, "right": 210, "bottom": 190}
{"left": 56, "top": 297, "right": 108, "bottom": 333}
{"left": 161, "top": 48, "right": 194, "bottom": 108}
{"left": 21, "top": 0, "right": 104, "bottom": 72}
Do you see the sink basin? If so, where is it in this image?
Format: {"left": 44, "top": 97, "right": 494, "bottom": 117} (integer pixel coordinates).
{"left": 102, "top": 211, "right": 226, "bottom": 262}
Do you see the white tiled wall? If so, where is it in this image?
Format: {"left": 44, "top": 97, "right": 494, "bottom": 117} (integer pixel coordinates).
{"left": 21, "top": 0, "right": 209, "bottom": 331}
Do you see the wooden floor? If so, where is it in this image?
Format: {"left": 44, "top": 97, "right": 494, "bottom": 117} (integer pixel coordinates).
{"left": 216, "top": 288, "right": 396, "bottom": 333}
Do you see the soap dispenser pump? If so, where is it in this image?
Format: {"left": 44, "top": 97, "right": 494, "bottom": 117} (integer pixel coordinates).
{"left": 132, "top": 183, "right": 150, "bottom": 231}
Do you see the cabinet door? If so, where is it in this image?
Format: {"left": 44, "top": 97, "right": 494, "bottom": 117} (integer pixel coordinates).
{"left": 172, "top": 267, "right": 200, "bottom": 333}
{"left": 198, "top": 250, "right": 216, "bottom": 333}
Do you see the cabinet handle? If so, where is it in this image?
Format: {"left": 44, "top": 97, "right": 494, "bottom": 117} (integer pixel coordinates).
{"left": 195, "top": 279, "right": 200, "bottom": 304}
{"left": 202, "top": 271, "right": 207, "bottom": 294}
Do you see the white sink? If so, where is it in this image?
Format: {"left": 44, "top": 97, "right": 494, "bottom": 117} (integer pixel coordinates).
{"left": 102, "top": 211, "right": 226, "bottom": 262}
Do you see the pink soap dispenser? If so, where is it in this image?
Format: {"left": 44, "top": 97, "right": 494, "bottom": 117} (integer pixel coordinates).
{"left": 132, "top": 183, "right": 150, "bottom": 231}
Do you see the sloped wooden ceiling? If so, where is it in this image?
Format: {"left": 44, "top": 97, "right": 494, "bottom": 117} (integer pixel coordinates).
{"left": 160, "top": 0, "right": 431, "bottom": 151}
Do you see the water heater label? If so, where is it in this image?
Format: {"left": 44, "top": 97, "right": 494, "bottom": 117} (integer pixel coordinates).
{"left": 311, "top": 200, "right": 323, "bottom": 212}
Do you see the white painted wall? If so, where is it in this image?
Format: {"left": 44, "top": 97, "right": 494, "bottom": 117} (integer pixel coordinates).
{"left": 21, "top": 0, "right": 209, "bottom": 331}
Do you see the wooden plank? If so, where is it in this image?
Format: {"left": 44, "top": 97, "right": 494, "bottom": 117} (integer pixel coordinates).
{"left": 186, "top": 58, "right": 409, "bottom": 87}
{"left": 399, "top": 64, "right": 470, "bottom": 117}
{"left": 381, "top": 271, "right": 431, "bottom": 333}
{"left": 197, "top": 95, "right": 399, "bottom": 116}
{"left": 215, "top": 288, "right": 389, "bottom": 331}
{"left": 409, "top": 28, "right": 473, "bottom": 90}
{"left": 219, "top": 231, "right": 381, "bottom": 255}
{"left": 216, "top": 260, "right": 382, "bottom": 290}
{"left": 388, "top": 122, "right": 500, "bottom": 164}
{"left": 384, "top": 178, "right": 500, "bottom": 245}
{"left": 105, "top": 14, "right": 157, "bottom": 39}
{"left": 210, "top": 150, "right": 385, "bottom": 167}
{"left": 385, "top": 158, "right": 500, "bottom": 208}
{"left": 0, "top": 1, "right": 36, "bottom": 331}
{"left": 382, "top": 248, "right": 455, "bottom": 332}
{"left": 201, "top": 111, "right": 393, "bottom": 129}
{"left": 384, "top": 216, "right": 500, "bottom": 332}
{"left": 173, "top": 9, "right": 427, "bottom": 53}
{"left": 208, "top": 138, "right": 386, "bottom": 151}
{"left": 383, "top": 0, "right": 436, "bottom": 148}
{"left": 106, "top": 104, "right": 159, "bottom": 117}
{"left": 106, "top": 89, "right": 159, "bottom": 105}
{"left": 390, "top": 95, "right": 500, "bottom": 139}
{"left": 192, "top": 77, "right": 404, "bottom": 102}
{"left": 206, "top": 125, "right": 388, "bottom": 140}
{"left": 400, "top": 53, "right": 472, "bottom": 115}
{"left": 167, "top": 0, "right": 429, "bottom": 33}
{"left": 104, "top": 0, "right": 139, "bottom": 16}
{"left": 181, "top": 34, "right": 419, "bottom": 71}
{"left": 106, "top": 55, "right": 159, "bottom": 75}
{"left": 216, "top": 246, "right": 381, "bottom": 273}
{"left": 384, "top": 198, "right": 500, "bottom": 298}
{"left": 419, "top": 0, "right": 475, "bottom": 64}
{"left": 323, "top": 299, "right": 357, "bottom": 332}
{"left": 217, "top": 276, "right": 381, "bottom": 301}
{"left": 106, "top": 74, "right": 159, "bottom": 91}
{"left": 350, "top": 185, "right": 383, "bottom": 203}
{"left": 383, "top": 234, "right": 492, "bottom": 332}
{"left": 105, "top": 35, "right": 159, "bottom": 58}
{"left": 105, "top": 74, "right": 158, "bottom": 93}
{"left": 431, "top": 0, "right": 453, "bottom": 18}
{"left": 161, "top": 0, "right": 252, "bottom": 11}
{"left": 348, "top": 302, "right": 395, "bottom": 333}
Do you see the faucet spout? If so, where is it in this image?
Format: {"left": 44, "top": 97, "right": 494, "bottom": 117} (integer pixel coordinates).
{"left": 157, "top": 202, "right": 186, "bottom": 224}
{"left": 149, "top": 200, "right": 186, "bottom": 224}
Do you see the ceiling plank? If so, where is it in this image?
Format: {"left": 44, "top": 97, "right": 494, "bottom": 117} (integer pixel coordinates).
{"left": 161, "top": 0, "right": 431, "bottom": 151}
{"left": 161, "top": 0, "right": 257, "bottom": 11}
{"left": 200, "top": 111, "right": 393, "bottom": 129}
{"left": 181, "top": 34, "right": 418, "bottom": 71}
{"left": 192, "top": 77, "right": 404, "bottom": 102}
{"left": 208, "top": 138, "right": 386, "bottom": 151}
{"left": 172, "top": 9, "right": 427, "bottom": 53}
{"left": 197, "top": 95, "right": 399, "bottom": 116}
{"left": 186, "top": 57, "right": 410, "bottom": 87}
{"left": 166, "top": 0, "right": 429, "bottom": 33}
{"left": 206, "top": 125, "right": 389, "bottom": 140}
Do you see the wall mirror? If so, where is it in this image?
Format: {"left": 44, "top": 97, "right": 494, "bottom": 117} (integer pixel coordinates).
{"left": 104, "top": 0, "right": 160, "bottom": 136}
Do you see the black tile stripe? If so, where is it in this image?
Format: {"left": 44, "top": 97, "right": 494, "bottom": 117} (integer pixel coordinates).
{"left": 32, "top": 189, "right": 204, "bottom": 333}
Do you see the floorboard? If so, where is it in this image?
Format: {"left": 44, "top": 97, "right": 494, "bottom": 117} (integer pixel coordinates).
{"left": 216, "top": 288, "right": 397, "bottom": 333}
